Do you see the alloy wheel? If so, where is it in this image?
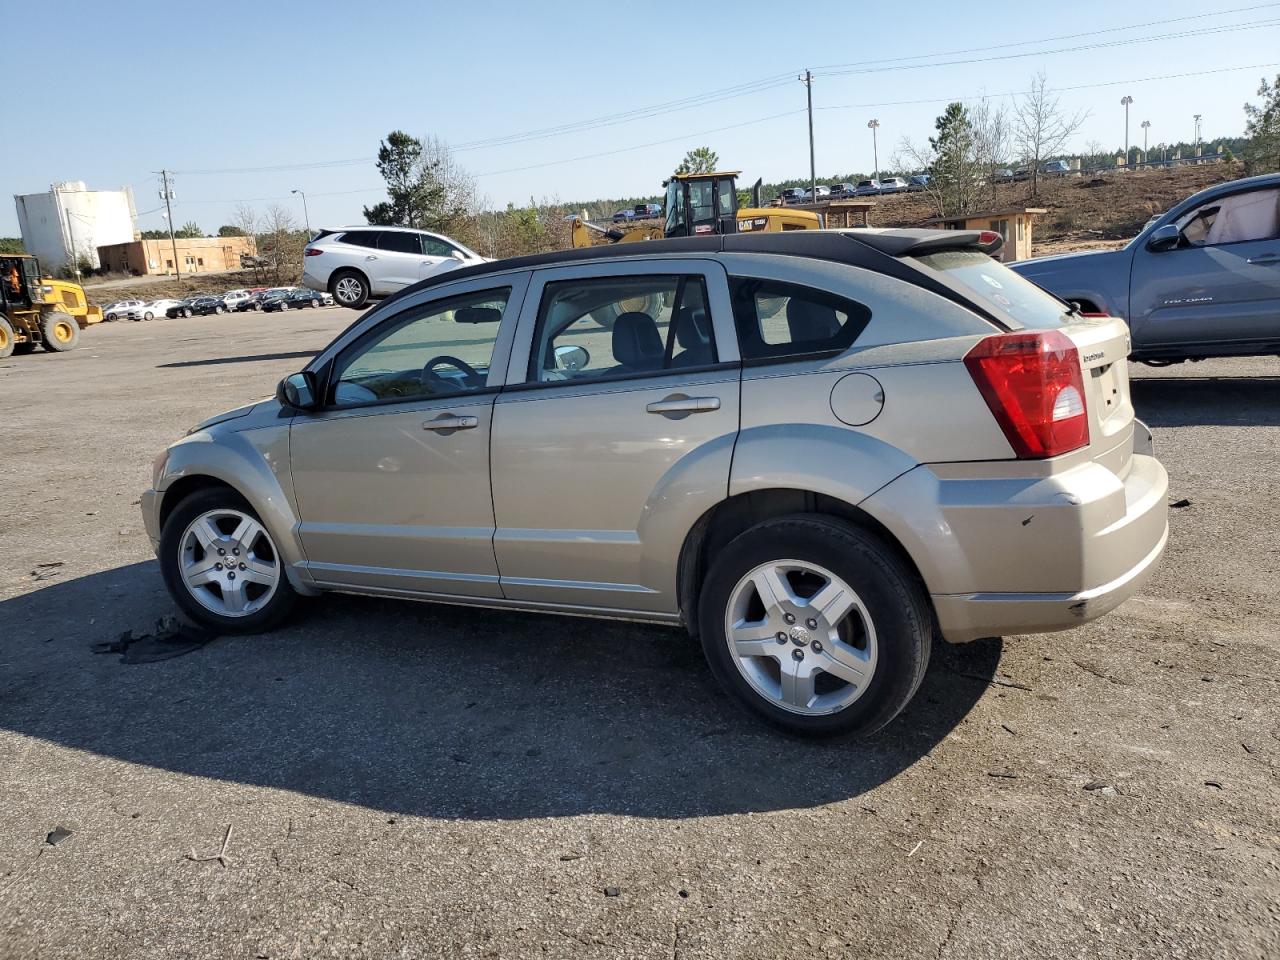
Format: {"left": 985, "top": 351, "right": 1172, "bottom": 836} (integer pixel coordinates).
{"left": 178, "top": 509, "right": 281, "bottom": 617}
{"left": 724, "top": 559, "right": 878, "bottom": 716}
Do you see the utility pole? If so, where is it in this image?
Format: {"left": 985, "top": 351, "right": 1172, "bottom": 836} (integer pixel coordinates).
{"left": 1120, "top": 96, "right": 1133, "bottom": 167}
{"left": 867, "top": 119, "right": 880, "bottom": 180}
{"left": 157, "top": 169, "right": 180, "bottom": 277}
{"left": 292, "top": 189, "right": 311, "bottom": 237}
{"left": 799, "top": 69, "right": 815, "bottom": 198}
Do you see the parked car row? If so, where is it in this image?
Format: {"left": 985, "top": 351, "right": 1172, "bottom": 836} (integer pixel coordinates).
{"left": 780, "top": 175, "right": 930, "bottom": 203}
{"left": 612, "top": 203, "right": 664, "bottom": 222}
{"left": 100, "top": 286, "right": 333, "bottom": 322}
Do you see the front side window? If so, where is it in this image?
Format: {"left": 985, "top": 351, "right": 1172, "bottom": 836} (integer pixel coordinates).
{"left": 729, "top": 278, "right": 871, "bottom": 361}
{"left": 528, "top": 275, "right": 715, "bottom": 384}
{"left": 331, "top": 288, "right": 510, "bottom": 406}
{"left": 1177, "top": 188, "right": 1280, "bottom": 246}
{"left": 421, "top": 236, "right": 458, "bottom": 258}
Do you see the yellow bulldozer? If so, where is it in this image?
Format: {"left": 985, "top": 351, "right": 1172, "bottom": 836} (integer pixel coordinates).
{"left": 0, "top": 254, "right": 102, "bottom": 358}
{"left": 570, "top": 171, "right": 820, "bottom": 248}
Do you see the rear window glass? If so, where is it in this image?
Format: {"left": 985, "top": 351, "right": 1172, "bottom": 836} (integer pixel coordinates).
{"left": 729, "top": 278, "right": 871, "bottom": 361}
{"left": 912, "top": 250, "right": 1069, "bottom": 329}
{"left": 378, "top": 231, "right": 421, "bottom": 254}
{"left": 339, "top": 231, "right": 379, "bottom": 248}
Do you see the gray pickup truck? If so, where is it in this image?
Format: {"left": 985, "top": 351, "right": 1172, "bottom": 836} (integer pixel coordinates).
{"left": 1011, "top": 173, "right": 1280, "bottom": 364}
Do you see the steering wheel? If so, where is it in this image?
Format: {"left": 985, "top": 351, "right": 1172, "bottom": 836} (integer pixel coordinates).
{"left": 422, "top": 355, "right": 482, "bottom": 390}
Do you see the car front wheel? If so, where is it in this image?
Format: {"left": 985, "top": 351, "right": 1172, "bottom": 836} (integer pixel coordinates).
{"left": 331, "top": 270, "right": 369, "bottom": 309}
{"left": 697, "top": 514, "right": 931, "bottom": 740}
{"left": 159, "top": 488, "right": 297, "bottom": 634}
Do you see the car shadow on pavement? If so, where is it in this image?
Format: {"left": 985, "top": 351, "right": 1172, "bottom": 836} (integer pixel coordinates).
{"left": 1131, "top": 375, "right": 1280, "bottom": 427}
{"left": 0, "top": 562, "right": 1000, "bottom": 820}
{"left": 157, "top": 350, "right": 321, "bottom": 368}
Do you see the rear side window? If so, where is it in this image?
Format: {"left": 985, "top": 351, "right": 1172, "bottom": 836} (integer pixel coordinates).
{"left": 339, "top": 230, "right": 379, "bottom": 248}
{"left": 729, "top": 278, "right": 871, "bottom": 361}
{"left": 378, "top": 231, "right": 421, "bottom": 254}
{"left": 913, "top": 250, "right": 1068, "bottom": 329}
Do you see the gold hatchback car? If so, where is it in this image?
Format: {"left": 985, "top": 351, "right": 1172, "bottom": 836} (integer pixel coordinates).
{"left": 142, "top": 230, "right": 1168, "bottom": 738}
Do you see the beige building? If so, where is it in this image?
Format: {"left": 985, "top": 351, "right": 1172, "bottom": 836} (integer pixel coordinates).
{"left": 919, "top": 207, "right": 1047, "bottom": 262}
{"left": 96, "top": 236, "right": 258, "bottom": 276}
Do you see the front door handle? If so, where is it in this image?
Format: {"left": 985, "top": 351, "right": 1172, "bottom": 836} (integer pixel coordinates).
{"left": 423, "top": 413, "right": 478, "bottom": 432}
{"left": 646, "top": 394, "right": 721, "bottom": 418}
{"left": 1246, "top": 253, "right": 1280, "bottom": 265}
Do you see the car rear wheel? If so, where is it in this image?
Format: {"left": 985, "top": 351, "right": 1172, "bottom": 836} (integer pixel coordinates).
{"left": 331, "top": 270, "right": 369, "bottom": 309}
{"left": 310, "top": 299, "right": 319, "bottom": 309}
{"left": 160, "top": 488, "right": 298, "bottom": 634}
{"left": 41, "top": 311, "right": 80, "bottom": 352}
{"left": 697, "top": 514, "right": 931, "bottom": 740}
{"left": 183, "top": 308, "right": 193, "bottom": 318}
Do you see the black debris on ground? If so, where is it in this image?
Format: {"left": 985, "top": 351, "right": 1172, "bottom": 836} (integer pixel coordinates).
{"left": 90, "top": 616, "right": 217, "bottom": 664}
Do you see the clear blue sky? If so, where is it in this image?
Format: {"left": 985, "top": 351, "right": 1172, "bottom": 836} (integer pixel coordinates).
{"left": 4, "top": 0, "right": 1277, "bottom": 237}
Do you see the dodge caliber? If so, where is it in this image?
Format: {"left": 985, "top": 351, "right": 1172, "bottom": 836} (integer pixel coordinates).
{"left": 143, "top": 230, "right": 1169, "bottom": 738}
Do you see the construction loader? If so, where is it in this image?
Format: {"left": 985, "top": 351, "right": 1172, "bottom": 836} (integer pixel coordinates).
{"left": 0, "top": 254, "right": 102, "bottom": 357}
{"left": 570, "top": 171, "right": 820, "bottom": 248}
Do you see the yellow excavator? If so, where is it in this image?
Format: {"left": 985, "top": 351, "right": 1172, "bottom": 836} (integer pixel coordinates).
{"left": 0, "top": 254, "right": 102, "bottom": 357}
{"left": 570, "top": 171, "right": 820, "bottom": 248}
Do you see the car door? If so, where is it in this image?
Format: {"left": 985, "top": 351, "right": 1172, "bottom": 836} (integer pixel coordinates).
{"left": 1130, "top": 185, "right": 1280, "bottom": 353}
{"left": 489, "top": 258, "right": 741, "bottom": 616}
{"left": 418, "top": 234, "right": 462, "bottom": 282}
{"left": 375, "top": 230, "right": 426, "bottom": 293}
{"left": 334, "top": 229, "right": 385, "bottom": 293}
{"left": 288, "top": 272, "right": 529, "bottom": 597}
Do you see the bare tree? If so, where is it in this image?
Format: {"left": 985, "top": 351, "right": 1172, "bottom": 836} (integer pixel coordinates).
{"left": 971, "top": 98, "right": 1012, "bottom": 205}
{"left": 1013, "top": 73, "right": 1088, "bottom": 196}
{"left": 260, "top": 204, "right": 303, "bottom": 284}
{"left": 420, "top": 135, "right": 479, "bottom": 235}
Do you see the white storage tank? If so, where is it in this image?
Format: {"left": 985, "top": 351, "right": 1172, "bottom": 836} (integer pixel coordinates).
{"left": 13, "top": 182, "right": 137, "bottom": 274}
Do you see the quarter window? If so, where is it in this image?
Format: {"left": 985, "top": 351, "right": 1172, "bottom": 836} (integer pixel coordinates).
{"left": 528, "top": 275, "right": 715, "bottom": 384}
{"left": 729, "top": 278, "right": 871, "bottom": 361}
{"left": 331, "top": 288, "right": 510, "bottom": 407}
{"left": 340, "top": 231, "right": 379, "bottom": 248}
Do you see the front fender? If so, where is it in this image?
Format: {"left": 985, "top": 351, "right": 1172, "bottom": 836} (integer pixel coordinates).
{"left": 155, "top": 421, "right": 317, "bottom": 594}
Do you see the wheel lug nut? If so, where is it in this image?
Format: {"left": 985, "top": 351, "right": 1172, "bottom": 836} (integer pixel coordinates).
{"left": 215, "top": 562, "right": 223, "bottom": 570}
{"left": 227, "top": 572, "right": 236, "bottom": 580}
{"left": 806, "top": 618, "right": 818, "bottom": 629}
{"left": 776, "top": 632, "right": 788, "bottom": 643}
{"left": 783, "top": 613, "right": 796, "bottom": 624}
{"left": 791, "top": 649, "right": 804, "bottom": 661}
{"left": 233, "top": 548, "right": 240, "bottom": 556}
{"left": 239, "top": 563, "right": 246, "bottom": 571}
{"left": 812, "top": 640, "right": 824, "bottom": 653}
{"left": 217, "top": 548, "right": 225, "bottom": 556}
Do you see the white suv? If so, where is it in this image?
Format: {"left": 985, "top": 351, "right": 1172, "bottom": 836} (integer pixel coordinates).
{"left": 301, "top": 226, "right": 486, "bottom": 308}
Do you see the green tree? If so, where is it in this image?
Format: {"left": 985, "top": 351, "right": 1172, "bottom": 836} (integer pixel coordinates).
{"left": 140, "top": 229, "right": 169, "bottom": 240}
{"left": 675, "top": 147, "right": 719, "bottom": 175}
{"left": 0, "top": 237, "right": 24, "bottom": 254}
{"left": 217, "top": 224, "right": 245, "bottom": 237}
{"left": 363, "top": 130, "right": 446, "bottom": 229}
{"left": 929, "top": 102, "right": 982, "bottom": 216}
{"left": 174, "top": 221, "right": 203, "bottom": 239}
{"left": 1244, "top": 74, "right": 1280, "bottom": 173}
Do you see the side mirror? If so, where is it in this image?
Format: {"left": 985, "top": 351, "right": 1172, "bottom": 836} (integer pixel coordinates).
{"left": 277, "top": 371, "right": 318, "bottom": 411}
{"left": 1146, "top": 223, "right": 1181, "bottom": 252}
{"left": 554, "top": 344, "right": 589, "bottom": 372}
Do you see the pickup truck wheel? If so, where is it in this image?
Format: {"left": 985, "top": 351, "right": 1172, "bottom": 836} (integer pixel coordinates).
{"left": 698, "top": 514, "right": 931, "bottom": 740}
{"left": 160, "top": 488, "right": 298, "bottom": 635}
{"left": 0, "top": 315, "right": 14, "bottom": 358}
{"left": 41, "top": 311, "right": 80, "bottom": 352}
{"left": 331, "top": 271, "right": 369, "bottom": 309}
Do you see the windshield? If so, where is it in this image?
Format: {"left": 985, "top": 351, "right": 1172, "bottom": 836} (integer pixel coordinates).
{"left": 912, "top": 249, "right": 1071, "bottom": 329}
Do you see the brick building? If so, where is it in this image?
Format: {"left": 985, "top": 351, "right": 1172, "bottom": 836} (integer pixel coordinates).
{"left": 96, "top": 236, "right": 258, "bottom": 276}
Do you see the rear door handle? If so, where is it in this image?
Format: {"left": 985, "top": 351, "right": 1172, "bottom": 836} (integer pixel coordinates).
{"left": 646, "top": 395, "right": 721, "bottom": 418}
{"left": 1246, "top": 253, "right": 1280, "bottom": 265}
{"left": 423, "top": 414, "right": 478, "bottom": 432}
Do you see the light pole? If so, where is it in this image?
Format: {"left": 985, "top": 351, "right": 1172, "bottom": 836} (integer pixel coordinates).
{"left": 1140, "top": 120, "right": 1150, "bottom": 162}
{"left": 867, "top": 119, "right": 880, "bottom": 180}
{"left": 1193, "top": 114, "right": 1202, "bottom": 155}
{"left": 292, "top": 189, "right": 311, "bottom": 236}
{"left": 1120, "top": 96, "right": 1133, "bottom": 167}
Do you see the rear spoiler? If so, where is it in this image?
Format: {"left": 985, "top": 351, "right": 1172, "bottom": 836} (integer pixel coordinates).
{"left": 845, "top": 228, "right": 1004, "bottom": 258}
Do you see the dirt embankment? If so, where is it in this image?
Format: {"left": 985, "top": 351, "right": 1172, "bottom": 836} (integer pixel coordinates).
{"left": 866, "top": 163, "right": 1236, "bottom": 256}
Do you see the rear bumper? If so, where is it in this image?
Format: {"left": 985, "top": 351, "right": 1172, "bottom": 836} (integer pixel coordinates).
{"left": 300, "top": 270, "right": 326, "bottom": 293}
{"left": 859, "top": 429, "right": 1169, "bottom": 643}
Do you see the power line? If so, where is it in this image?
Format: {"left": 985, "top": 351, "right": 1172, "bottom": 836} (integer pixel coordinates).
{"left": 167, "top": 5, "right": 1277, "bottom": 178}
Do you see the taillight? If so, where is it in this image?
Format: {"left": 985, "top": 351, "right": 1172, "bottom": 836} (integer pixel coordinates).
{"left": 304, "top": 248, "right": 323, "bottom": 257}
{"left": 963, "top": 330, "right": 1089, "bottom": 459}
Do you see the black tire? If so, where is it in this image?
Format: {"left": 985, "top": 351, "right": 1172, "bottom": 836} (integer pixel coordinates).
{"left": 279, "top": 300, "right": 289, "bottom": 311}
{"left": 0, "top": 314, "right": 14, "bottom": 359}
{"left": 41, "top": 311, "right": 80, "bottom": 352}
{"left": 253, "top": 302, "right": 263, "bottom": 312}
{"left": 215, "top": 305, "right": 225, "bottom": 314}
{"left": 697, "top": 514, "right": 932, "bottom": 740}
{"left": 159, "top": 487, "right": 298, "bottom": 635}
{"left": 183, "top": 308, "right": 193, "bottom": 318}
{"left": 330, "top": 270, "right": 369, "bottom": 309}
{"left": 310, "top": 299, "right": 319, "bottom": 309}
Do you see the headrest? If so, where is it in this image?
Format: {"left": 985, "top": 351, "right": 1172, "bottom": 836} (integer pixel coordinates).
{"left": 674, "top": 306, "right": 710, "bottom": 351}
{"left": 611, "top": 312, "right": 663, "bottom": 369}
{"left": 786, "top": 298, "right": 841, "bottom": 343}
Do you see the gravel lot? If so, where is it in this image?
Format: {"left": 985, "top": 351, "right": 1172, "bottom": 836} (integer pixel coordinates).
{"left": 1, "top": 311, "right": 1277, "bottom": 959}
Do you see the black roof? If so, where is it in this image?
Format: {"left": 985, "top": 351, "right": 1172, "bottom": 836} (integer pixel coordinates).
{"left": 378, "top": 228, "right": 1006, "bottom": 325}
